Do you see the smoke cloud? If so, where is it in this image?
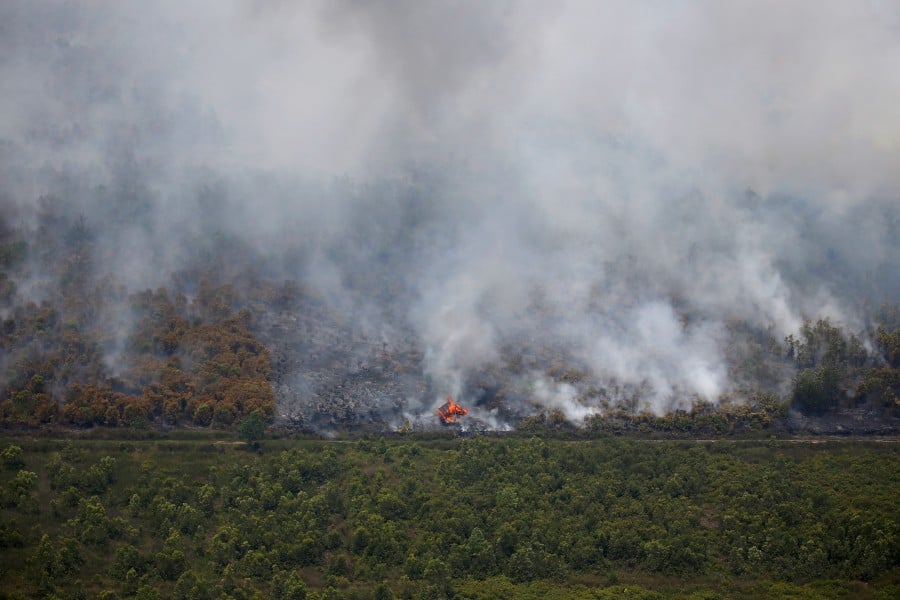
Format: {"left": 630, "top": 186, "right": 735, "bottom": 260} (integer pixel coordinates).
{"left": 1, "top": 1, "right": 898, "bottom": 425}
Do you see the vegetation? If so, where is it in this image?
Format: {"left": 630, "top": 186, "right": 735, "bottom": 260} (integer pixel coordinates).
{"left": 0, "top": 189, "right": 898, "bottom": 600}
{"left": 0, "top": 436, "right": 897, "bottom": 598}
{"left": 1, "top": 208, "right": 899, "bottom": 434}
{"left": 0, "top": 206, "right": 277, "bottom": 431}
{"left": 784, "top": 316, "right": 899, "bottom": 419}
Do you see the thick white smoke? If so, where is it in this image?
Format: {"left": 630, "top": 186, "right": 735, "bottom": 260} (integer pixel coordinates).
{"left": 1, "top": 1, "right": 898, "bottom": 422}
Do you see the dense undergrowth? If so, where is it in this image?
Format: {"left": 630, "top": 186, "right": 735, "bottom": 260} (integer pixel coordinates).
{"left": 1, "top": 436, "right": 897, "bottom": 599}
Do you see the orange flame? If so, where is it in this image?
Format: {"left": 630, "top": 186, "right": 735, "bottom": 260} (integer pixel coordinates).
{"left": 436, "top": 396, "right": 468, "bottom": 424}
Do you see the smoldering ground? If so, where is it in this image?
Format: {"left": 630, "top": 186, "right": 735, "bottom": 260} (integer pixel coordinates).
{"left": 1, "top": 1, "right": 898, "bottom": 428}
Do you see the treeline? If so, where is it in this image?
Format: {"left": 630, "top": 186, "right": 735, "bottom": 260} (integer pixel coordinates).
{"left": 517, "top": 393, "right": 788, "bottom": 437}
{"left": 0, "top": 215, "right": 275, "bottom": 428}
{"left": 0, "top": 283, "right": 274, "bottom": 428}
{"left": 785, "top": 311, "right": 900, "bottom": 416}
{"left": 0, "top": 437, "right": 897, "bottom": 598}
{"left": 1, "top": 206, "right": 899, "bottom": 433}
{"left": 523, "top": 311, "right": 900, "bottom": 434}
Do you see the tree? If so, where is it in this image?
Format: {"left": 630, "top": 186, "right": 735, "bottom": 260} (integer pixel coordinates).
{"left": 876, "top": 325, "right": 900, "bottom": 368}
{"left": 1, "top": 445, "right": 24, "bottom": 469}
{"left": 792, "top": 366, "right": 842, "bottom": 415}
{"left": 237, "top": 411, "right": 265, "bottom": 446}
{"left": 193, "top": 403, "right": 213, "bottom": 426}
{"left": 273, "top": 570, "right": 307, "bottom": 600}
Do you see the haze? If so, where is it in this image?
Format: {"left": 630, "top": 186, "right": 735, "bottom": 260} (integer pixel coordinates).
{"left": 2, "top": 1, "right": 898, "bottom": 425}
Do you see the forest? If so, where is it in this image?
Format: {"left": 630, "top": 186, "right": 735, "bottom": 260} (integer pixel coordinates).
{"left": 1, "top": 207, "right": 899, "bottom": 434}
{"left": 1, "top": 172, "right": 898, "bottom": 600}
{"left": 3, "top": 3, "right": 900, "bottom": 598}
{"left": 0, "top": 435, "right": 897, "bottom": 599}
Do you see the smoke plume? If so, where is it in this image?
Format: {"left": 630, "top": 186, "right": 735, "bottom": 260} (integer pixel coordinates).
{"left": 1, "top": 1, "right": 898, "bottom": 426}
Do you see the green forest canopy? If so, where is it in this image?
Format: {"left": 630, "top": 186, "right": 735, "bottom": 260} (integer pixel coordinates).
{"left": 1, "top": 436, "right": 897, "bottom": 599}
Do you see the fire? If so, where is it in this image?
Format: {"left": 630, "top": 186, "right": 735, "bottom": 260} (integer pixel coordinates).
{"left": 436, "top": 396, "right": 468, "bottom": 425}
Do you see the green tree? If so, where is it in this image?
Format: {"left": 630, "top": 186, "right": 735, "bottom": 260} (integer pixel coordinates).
{"left": 792, "top": 365, "right": 843, "bottom": 415}
{"left": 238, "top": 411, "right": 265, "bottom": 446}
{"left": 273, "top": 570, "right": 307, "bottom": 600}
{"left": 1, "top": 444, "right": 24, "bottom": 469}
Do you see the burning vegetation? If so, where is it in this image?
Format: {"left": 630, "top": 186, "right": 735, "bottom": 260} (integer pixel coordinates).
{"left": 0, "top": 206, "right": 898, "bottom": 435}
{"left": 436, "top": 396, "right": 468, "bottom": 425}
{"left": 0, "top": 3, "right": 899, "bottom": 436}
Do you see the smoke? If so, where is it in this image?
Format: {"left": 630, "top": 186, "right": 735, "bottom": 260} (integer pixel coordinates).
{"left": 1, "top": 1, "right": 899, "bottom": 424}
